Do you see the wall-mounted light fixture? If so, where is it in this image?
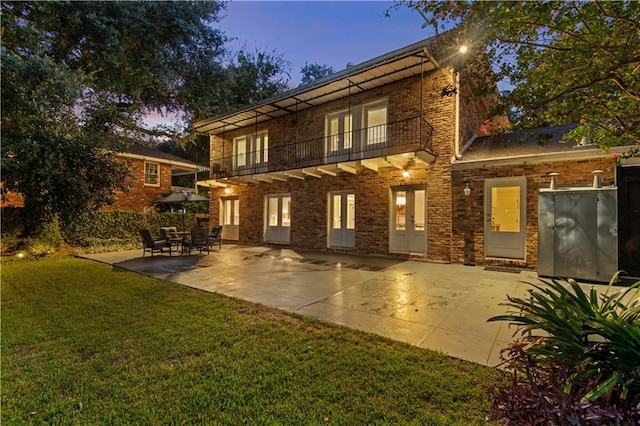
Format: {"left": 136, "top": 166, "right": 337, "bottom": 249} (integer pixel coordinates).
{"left": 224, "top": 187, "right": 232, "bottom": 195}
{"left": 402, "top": 169, "right": 410, "bottom": 179}
{"left": 464, "top": 183, "right": 472, "bottom": 196}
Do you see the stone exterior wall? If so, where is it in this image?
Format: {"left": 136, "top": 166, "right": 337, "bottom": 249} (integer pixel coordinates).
{"left": 206, "top": 66, "right": 493, "bottom": 262}
{"left": 451, "top": 157, "right": 618, "bottom": 268}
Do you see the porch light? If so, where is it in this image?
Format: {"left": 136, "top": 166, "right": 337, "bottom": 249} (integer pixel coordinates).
{"left": 224, "top": 187, "right": 231, "bottom": 194}
{"left": 464, "top": 183, "right": 472, "bottom": 196}
{"left": 402, "top": 169, "right": 411, "bottom": 178}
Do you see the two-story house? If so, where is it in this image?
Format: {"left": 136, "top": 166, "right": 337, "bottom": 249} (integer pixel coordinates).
{"left": 194, "top": 34, "right": 491, "bottom": 263}
{"left": 194, "top": 34, "right": 638, "bottom": 279}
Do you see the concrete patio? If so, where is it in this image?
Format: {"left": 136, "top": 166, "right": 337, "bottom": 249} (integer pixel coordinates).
{"left": 81, "top": 244, "right": 607, "bottom": 367}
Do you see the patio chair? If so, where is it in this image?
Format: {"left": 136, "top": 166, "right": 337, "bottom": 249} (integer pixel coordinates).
{"left": 183, "top": 228, "right": 210, "bottom": 255}
{"left": 160, "top": 226, "right": 182, "bottom": 249}
{"left": 209, "top": 225, "right": 223, "bottom": 250}
{"left": 139, "top": 229, "right": 172, "bottom": 257}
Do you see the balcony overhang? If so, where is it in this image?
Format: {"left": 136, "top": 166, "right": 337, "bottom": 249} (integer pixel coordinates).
{"left": 197, "top": 150, "right": 435, "bottom": 188}
{"left": 192, "top": 37, "right": 440, "bottom": 136}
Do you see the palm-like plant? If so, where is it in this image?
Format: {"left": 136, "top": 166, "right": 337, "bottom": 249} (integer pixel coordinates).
{"left": 489, "top": 274, "right": 640, "bottom": 423}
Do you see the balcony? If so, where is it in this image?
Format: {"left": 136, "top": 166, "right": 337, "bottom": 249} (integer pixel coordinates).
{"left": 210, "top": 116, "right": 435, "bottom": 181}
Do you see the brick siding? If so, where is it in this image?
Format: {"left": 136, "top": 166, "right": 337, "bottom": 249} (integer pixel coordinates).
{"left": 451, "top": 157, "right": 618, "bottom": 268}
{"left": 206, "top": 67, "right": 490, "bottom": 262}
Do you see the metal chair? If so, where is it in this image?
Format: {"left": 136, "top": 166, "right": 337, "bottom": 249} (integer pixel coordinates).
{"left": 209, "top": 225, "right": 223, "bottom": 250}
{"left": 183, "top": 228, "right": 210, "bottom": 255}
{"left": 160, "top": 226, "right": 182, "bottom": 250}
{"left": 139, "top": 229, "right": 171, "bottom": 257}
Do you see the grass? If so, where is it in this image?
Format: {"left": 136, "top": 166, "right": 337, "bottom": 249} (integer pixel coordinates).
{"left": 2, "top": 257, "right": 502, "bottom": 425}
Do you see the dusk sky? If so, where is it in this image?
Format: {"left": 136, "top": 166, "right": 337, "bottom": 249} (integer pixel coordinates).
{"left": 218, "top": 1, "right": 434, "bottom": 86}
{"left": 148, "top": 1, "right": 435, "bottom": 129}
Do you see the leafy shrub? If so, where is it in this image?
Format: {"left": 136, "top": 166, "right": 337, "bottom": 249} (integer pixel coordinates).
{"left": 488, "top": 276, "right": 640, "bottom": 424}
{"left": 61, "top": 211, "right": 192, "bottom": 246}
{"left": 37, "top": 214, "right": 63, "bottom": 248}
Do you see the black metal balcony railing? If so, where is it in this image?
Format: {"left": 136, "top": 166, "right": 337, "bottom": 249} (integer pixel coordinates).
{"left": 211, "top": 116, "right": 434, "bottom": 179}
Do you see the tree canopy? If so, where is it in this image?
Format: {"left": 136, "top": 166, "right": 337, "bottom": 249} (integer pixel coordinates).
{"left": 300, "top": 61, "right": 335, "bottom": 86}
{"left": 394, "top": 0, "right": 640, "bottom": 153}
{"left": 1, "top": 1, "right": 229, "bottom": 234}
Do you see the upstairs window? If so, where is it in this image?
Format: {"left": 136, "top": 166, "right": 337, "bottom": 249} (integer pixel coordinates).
{"left": 324, "top": 98, "right": 387, "bottom": 155}
{"left": 144, "top": 162, "right": 159, "bottom": 186}
{"left": 364, "top": 101, "right": 387, "bottom": 146}
{"left": 233, "top": 131, "right": 268, "bottom": 170}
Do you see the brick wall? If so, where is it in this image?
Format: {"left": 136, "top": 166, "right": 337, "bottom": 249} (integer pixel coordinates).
{"left": 204, "top": 66, "right": 495, "bottom": 262}
{"left": 105, "top": 158, "right": 174, "bottom": 212}
{"left": 451, "top": 157, "right": 618, "bottom": 268}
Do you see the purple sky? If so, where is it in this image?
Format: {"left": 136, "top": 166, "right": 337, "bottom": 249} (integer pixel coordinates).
{"left": 218, "top": 1, "right": 434, "bottom": 86}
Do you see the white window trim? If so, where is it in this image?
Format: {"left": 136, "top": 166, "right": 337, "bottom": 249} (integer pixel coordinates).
{"left": 144, "top": 161, "right": 160, "bottom": 187}
{"left": 362, "top": 98, "right": 388, "bottom": 146}
{"left": 233, "top": 131, "right": 269, "bottom": 170}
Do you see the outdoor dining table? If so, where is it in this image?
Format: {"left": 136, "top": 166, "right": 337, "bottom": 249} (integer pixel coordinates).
{"left": 166, "top": 231, "right": 190, "bottom": 254}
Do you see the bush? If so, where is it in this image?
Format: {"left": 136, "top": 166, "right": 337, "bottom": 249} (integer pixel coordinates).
{"left": 488, "top": 276, "right": 640, "bottom": 424}
{"left": 61, "top": 211, "right": 193, "bottom": 247}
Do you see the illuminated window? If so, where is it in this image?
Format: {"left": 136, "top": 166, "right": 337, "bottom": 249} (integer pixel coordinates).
{"left": 491, "top": 186, "right": 520, "bottom": 232}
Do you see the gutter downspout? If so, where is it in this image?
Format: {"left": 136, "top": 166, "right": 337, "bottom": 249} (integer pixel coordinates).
{"left": 454, "top": 72, "right": 463, "bottom": 160}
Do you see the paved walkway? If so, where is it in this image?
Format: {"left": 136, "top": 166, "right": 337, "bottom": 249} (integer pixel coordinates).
{"left": 81, "top": 245, "right": 598, "bottom": 367}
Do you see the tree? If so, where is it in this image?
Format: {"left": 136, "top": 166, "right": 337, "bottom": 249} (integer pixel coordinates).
{"left": 1, "top": 1, "right": 228, "bottom": 235}
{"left": 300, "top": 61, "right": 335, "bottom": 86}
{"left": 393, "top": 1, "right": 640, "bottom": 153}
{"left": 220, "top": 47, "right": 291, "bottom": 110}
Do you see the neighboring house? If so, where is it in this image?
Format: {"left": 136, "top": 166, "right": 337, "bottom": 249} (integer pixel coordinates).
{"left": 1, "top": 144, "right": 199, "bottom": 213}
{"left": 193, "top": 34, "right": 639, "bottom": 280}
{"left": 109, "top": 144, "right": 199, "bottom": 212}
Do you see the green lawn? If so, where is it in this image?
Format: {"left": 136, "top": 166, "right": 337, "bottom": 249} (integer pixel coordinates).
{"left": 2, "top": 257, "right": 502, "bottom": 425}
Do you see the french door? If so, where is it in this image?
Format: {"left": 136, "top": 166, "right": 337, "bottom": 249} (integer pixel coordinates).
{"left": 221, "top": 197, "right": 239, "bottom": 241}
{"left": 329, "top": 192, "right": 355, "bottom": 248}
{"left": 484, "top": 177, "right": 526, "bottom": 259}
{"left": 391, "top": 187, "right": 427, "bottom": 253}
{"left": 264, "top": 194, "right": 291, "bottom": 244}
{"left": 326, "top": 111, "right": 353, "bottom": 158}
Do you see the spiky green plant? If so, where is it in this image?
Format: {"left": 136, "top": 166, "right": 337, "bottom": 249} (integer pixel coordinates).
{"left": 488, "top": 274, "right": 640, "bottom": 423}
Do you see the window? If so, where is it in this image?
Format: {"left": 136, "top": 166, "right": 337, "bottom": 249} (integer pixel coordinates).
{"left": 326, "top": 111, "right": 353, "bottom": 153}
{"left": 324, "top": 98, "right": 387, "bottom": 155}
{"left": 233, "top": 136, "right": 248, "bottom": 169}
{"left": 364, "top": 101, "right": 387, "bottom": 145}
{"left": 144, "top": 162, "right": 159, "bottom": 186}
{"left": 255, "top": 131, "right": 268, "bottom": 165}
{"left": 233, "top": 132, "right": 269, "bottom": 170}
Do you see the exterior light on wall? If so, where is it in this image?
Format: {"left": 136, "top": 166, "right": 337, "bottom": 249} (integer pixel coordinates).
{"left": 224, "top": 187, "right": 231, "bottom": 194}
{"left": 464, "top": 183, "right": 472, "bottom": 196}
{"left": 402, "top": 169, "right": 410, "bottom": 178}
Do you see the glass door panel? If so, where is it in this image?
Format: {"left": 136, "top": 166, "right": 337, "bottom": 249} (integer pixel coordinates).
{"left": 329, "top": 191, "right": 355, "bottom": 248}
{"left": 485, "top": 178, "right": 526, "bottom": 259}
{"left": 221, "top": 197, "right": 239, "bottom": 240}
{"left": 391, "top": 188, "right": 427, "bottom": 253}
{"left": 265, "top": 194, "right": 291, "bottom": 243}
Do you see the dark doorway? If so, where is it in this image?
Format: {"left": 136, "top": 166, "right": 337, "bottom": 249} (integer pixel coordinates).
{"left": 618, "top": 165, "right": 640, "bottom": 279}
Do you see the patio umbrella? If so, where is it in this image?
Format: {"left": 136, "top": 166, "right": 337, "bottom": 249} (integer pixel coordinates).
{"left": 155, "top": 191, "right": 209, "bottom": 231}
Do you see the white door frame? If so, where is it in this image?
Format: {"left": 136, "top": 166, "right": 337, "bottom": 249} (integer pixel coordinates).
{"left": 390, "top": 185, "right": 427, "bottom": 254}
{"left": 484, "top": 177, "right": 527, "bottom": 259}
{"left": 264, "top": 194, "right": 291, "bottom": 244}
{"left": 220, "top": 197, "right": 239, "bottom": 241}
{"left": 328, "top": 191, "right": 355, "bottom": 248}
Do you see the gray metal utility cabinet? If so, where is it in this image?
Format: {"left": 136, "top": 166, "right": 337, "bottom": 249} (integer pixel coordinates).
{"left": 538, "top": 178, "right": 618, "bottom": 283}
